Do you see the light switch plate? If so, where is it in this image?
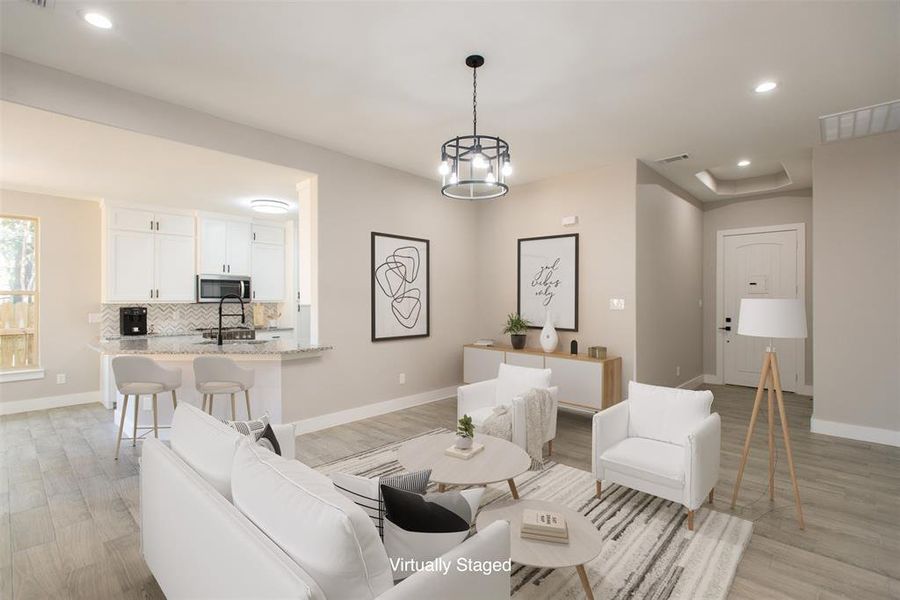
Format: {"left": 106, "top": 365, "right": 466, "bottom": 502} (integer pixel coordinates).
{"left": 561, "top": 215, "right": 578, "bottom": 226}
{"left": 609, "top": 298, "right": 626, "bottom": 311}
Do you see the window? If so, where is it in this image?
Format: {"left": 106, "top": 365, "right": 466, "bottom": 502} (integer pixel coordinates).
{"left": 0, "top": 216, "right": 39, "bottom": 371}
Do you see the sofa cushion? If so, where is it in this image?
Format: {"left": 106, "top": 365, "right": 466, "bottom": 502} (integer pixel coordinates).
{"left": 170, "top": 404, "right": 243, "bottom": 500}
{"left": 600, "top": 437, "right": 684, "bottom": 488}
{"left": 231, "top": 441, "right": 393, "bottom": 600}
{"left": 495, "top": 363, "right": 552, "bottom": 408}
{"left": 627, "top": 381, "right": 713, "bottom": 445}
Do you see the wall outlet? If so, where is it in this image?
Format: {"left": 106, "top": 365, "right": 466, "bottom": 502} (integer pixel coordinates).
{"left": 676, "top": 366, "right": 681, "bottom": 377}
{"left": 56, "top": 373, "right": 67, "bottom": 384}
{"left": 609, "top": 298, "right": 626, "bottom": 311}
{"left": 398, "top": 373, "right": 406, "bottom": 384}
{"left": 87, "top": 312, "right": 102, "bottom": 324}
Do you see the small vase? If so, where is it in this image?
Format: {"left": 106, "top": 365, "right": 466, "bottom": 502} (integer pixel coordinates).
{"left": 455, "top": 436, "right": 473, "bottom": 450}
{"left": 510, "top": 334, "right": 526, "bottom": 349}
{"left": 540, "top": 309, "right": 558, "bottom": 353}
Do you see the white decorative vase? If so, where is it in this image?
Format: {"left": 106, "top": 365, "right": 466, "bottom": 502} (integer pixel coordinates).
{"left": 455, "top": 436, "right": 473, "bottom": 450}
{"left": 540, "top": 310, "right": 559, "bottom": 352}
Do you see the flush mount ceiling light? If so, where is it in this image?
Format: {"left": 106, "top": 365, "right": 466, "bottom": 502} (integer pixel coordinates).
{"left": 250, "top": 199, "right": 289, "bottom": 214}
{"left": 737, "top": 159, "right": 751, "bottom": 167}
{"left": 439, "top": 55, "right": 511, "bottom": 200}
{"left": 82, "top": 11, "right": 113, "bottom": 29}
{"left": 754, "top": 81, "right": 778, "bottom": 94}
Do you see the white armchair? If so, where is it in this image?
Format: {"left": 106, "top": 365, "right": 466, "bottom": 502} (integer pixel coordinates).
{"left": 591, "top": 381, "right": 720, "bottom": 530}
{"left": 457, "top": 363, "right": 559, "bottom": 453}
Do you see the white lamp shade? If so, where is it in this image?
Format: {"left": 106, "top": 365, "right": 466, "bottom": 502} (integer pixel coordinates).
{"left": 737, "top": 298, "right": 807, "bottom": 339}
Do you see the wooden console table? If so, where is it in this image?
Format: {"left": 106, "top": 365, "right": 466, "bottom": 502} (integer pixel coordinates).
{"left": 463, "top": 344, "right": 622, "bottom": 411}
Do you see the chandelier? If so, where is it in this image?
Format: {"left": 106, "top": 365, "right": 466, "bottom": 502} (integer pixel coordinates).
{"left": 439, "top": 55, "right": 512, "bottom": 200}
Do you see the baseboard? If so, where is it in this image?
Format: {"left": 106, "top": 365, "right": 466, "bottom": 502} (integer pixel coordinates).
{"left": 292, "top": 385, "right": 460, "bottom": 435}
{"left": 810, "top": 417, "right": 900, "bottom": 448}
{"left": 795, "top": 384, "right": 814, "bottom": 396}
{"left": 0, "top": 390, "right": 101, "bottom": 416}
{"left": 677, "top": 374, "right": 705, "bottom": 389}
{"left": 702, "top": 374, "right": 720, "bottom": 385}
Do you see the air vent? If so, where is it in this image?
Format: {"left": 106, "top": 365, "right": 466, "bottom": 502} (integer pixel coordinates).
{"left": 23, "top": 0, "right": 55, "bottom": 7}
{"left": 655, "top": 153, "right": 690, "bottom": 165}
{"left": 819, "top": 100, "right": 900, "bottom": 144}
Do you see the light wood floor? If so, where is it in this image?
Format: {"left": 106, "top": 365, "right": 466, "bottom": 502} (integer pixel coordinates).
{"left": 2, "top": 384, "right": 898, "bottom": 599}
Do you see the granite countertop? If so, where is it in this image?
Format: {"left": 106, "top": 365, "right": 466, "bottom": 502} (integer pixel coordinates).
{"left": 89, "top": 334, "right": 331, "bottom": 358}
{"left": 101, "top": 326, "right": 295, "bottom": 341}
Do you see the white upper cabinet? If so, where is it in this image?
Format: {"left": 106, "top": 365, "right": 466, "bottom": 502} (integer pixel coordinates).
{"left": 198, "top": 216, "right": 252, "bottom": 276}
{"left": 109, "top": 207, "right": 155, "bottom": 233}
{"left": 252, "top": 223, "right": 285, "bottom": 245}
{"left": 251, "top": 243, "right": 285, "bottom": 302}
{"left": 155, "top": 235, "right": 196, "bottom": 302}
{"left": 156, "top": 212, "right": 195, "bottom": 237}
{"left": 107, "top": 230, "right": 155, "bottom": 302}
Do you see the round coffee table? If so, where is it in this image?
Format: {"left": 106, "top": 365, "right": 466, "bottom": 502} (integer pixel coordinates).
{"left": 397, "top": 432, "right": 530, "bottom": 498}
{"left": 476, "top": 499, "right": 603, "bottom": 599}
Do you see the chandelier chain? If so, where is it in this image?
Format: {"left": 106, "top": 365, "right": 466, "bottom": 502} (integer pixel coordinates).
{"left": 472, "top": 65, "right": 477, "bottom": 137}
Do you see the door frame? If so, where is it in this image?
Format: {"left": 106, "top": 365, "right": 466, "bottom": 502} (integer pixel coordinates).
{"left": 714, "top": 223, "right": 806, "bottom": 389}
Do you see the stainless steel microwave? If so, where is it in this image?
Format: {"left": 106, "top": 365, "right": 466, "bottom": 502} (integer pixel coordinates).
{"left": 196, "top": 274, "right": 252, "bottom": 303}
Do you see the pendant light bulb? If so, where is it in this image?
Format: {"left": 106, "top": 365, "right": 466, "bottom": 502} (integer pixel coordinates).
{"left": 449, "top": 171, "right": 458, "bottom": 185}
{"left": 485, "top": 169, "right": 496, "bottom": 184}
{"left": 472, "top": 154, "right": 488, "bottom": 169}
{"left": 438, "top": 160, "right": 451, "bottom": 176}
{"left": 501, "top": 160, "right": 513, "bottom": 177}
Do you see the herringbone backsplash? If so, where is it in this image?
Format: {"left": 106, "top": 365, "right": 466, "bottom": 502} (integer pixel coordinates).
{"left": 101, "top": 303, "right": 283, "bottom": 338}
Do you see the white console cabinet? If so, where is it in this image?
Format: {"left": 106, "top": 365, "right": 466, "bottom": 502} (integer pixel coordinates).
{"left": 463, "top": 344, "right": 622, "bottom": 411}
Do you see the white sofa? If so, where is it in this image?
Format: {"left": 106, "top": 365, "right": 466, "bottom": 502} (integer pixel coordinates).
{"left": 457, "top": 363, "right": 559, "bottom": 452}
{"left": 591, "top": 381, "right": 720, "bottom": 530}
{"left": 141, "top": 404, "right": 511, "bottom": 599}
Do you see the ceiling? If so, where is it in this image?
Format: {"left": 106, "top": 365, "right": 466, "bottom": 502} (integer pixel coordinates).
{"left": 0, "top": 102, "right": 311, "bottom": 218}
{"left": 1, "top": 1, "right": 898, "bottom": 201}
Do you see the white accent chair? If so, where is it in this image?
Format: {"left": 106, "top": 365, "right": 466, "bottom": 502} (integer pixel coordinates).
{"left": 457, "top": 363, "right": 559, "bottom": 454}
{"left": 591, "top": 381, "right": 720, "bottom": 530}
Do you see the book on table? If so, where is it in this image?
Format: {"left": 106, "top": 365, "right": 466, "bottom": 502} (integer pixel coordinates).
{"left": 521, "top": 508, "right": 568, "bottom": 542}
{"left": 444, "top": 442, "right": 485, "bottom": 460}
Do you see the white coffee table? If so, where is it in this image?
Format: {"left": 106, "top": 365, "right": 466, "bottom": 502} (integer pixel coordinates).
{"left": 397, "top": 432, "right": 531, "bottom": 498}
{"left": 476, "top": 499, "right": 603, "bottom": 599}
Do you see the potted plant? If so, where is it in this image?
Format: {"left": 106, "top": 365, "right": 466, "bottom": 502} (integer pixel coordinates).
{"left": 456, "top": 414, "right": 475, "bottom": 449}
{"left": 503, "top": 313, "right": 530, "bottom": 349}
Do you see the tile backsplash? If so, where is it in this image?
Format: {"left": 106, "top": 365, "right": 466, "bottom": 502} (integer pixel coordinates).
{"left": 101, "top": 303, "right": 284, "bottom": 338}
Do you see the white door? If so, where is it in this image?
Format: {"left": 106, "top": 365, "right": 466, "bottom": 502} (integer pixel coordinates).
{"left": 721, "top": 228, "right": 802, "bottom": 391}
{"left": 108, "top": 230, "right": 155, "bottom": 302}
{"left": 199, "top": 218, "right": 228, "bottom": 274}
{"left": 155, "top": 234, "right": 196, "bottom": 302}
{"left": 226, "top": 221, "right": 252, "bottom": 276}
{"left": 251, "top": 243, "right": 285, "bottom": 302}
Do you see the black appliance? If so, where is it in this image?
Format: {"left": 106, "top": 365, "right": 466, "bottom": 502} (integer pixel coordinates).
{"left": 196, "top": 274, "right": 252, "bottom": 303}
{"left": 119, "top": 307, "right": 148, "bottom": 336}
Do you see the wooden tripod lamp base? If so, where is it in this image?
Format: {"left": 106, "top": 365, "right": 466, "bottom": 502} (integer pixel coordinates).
{"left": 730, "top": 349, "right": 805, "bottom": 529}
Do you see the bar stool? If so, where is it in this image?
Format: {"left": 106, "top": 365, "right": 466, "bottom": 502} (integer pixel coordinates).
{"left": 111, "top": 356, "right": 181, "bottom": 460}
{"left": 193, "top": 356, "right": 255, "bottom": 421}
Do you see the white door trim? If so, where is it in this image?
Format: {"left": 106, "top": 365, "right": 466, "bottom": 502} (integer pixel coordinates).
{"left": 715, "top": 223, "right": 806, "bottom": 387}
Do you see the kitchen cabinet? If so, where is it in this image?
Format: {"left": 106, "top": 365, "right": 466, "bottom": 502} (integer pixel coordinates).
{"left": 155, "top": 235, "right": 196, "bottom": 301}
{"left": 107, "top": 230, "right": 155, "bottom": 302}
{"left": 199, "top": 217, "right": 252, "bottom": 276}
{"left": 109, "top": 206, "right": 193, "bottom": 236}
{"left": 251, "top": 242, "right": 285, "bottom": 302}
{"left": 252, "top": 223, "right": 285, "bottom": 245}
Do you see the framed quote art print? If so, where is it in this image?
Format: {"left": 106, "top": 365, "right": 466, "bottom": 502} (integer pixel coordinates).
{"left": 517, "top": 233, "right": 579, "bottom": 331}
{"left": 371, "top": 232, "right": 430, "bottom": 342}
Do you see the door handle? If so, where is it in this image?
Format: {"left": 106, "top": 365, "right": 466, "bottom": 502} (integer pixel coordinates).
{"left": 718, "top": 326, "right": 731, "bottom": 331}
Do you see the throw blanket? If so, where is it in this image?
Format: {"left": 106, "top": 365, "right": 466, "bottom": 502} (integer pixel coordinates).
{"left": 480, "top": 388, "right": 552, "bottom": 470}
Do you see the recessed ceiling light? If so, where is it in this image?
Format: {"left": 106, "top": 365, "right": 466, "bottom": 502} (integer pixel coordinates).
{"left": 737, "top": 159, "right": 751, "bottom": 167}
{"left": 754, "top": 81, "right": 777, "bottom": 94}
{"left": 82, "top": 11, "right": 113, "bottom": 29}
{"left": 250, "top": 199, "right": 289, "bottom": 214}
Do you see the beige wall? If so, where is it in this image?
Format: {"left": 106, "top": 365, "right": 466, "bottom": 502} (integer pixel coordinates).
{"left": 812, "top": 132, "right": 900, "bottom": 434}
{"left": 474, "top": 161, "right": 638, "bottom": 386}
{"left": 701, "top": 191, "right": 813, "bottom": 385}
{"left": 0, "top": 189, "right": 101, "bottom": 403}
{"left": 1, "top": 55, "right": 479, "bottom": 422}
{"left": 636, "top": 163, "right": 703, "bottom": 387}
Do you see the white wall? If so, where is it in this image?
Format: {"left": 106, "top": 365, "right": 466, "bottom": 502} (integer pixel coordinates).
{"left": 0, "top": 189, "right": 101, "bottom": 406}
{"left": 635, "top": 163, "right": 703, "bottom": 387}
{"left": 0, "top": 55, "right": 480, "bottom": 423}
{"left": 812, "top": 132, "right": 900, "bottom": 443}
{"left": 701, "top": 191, "right": 813, "bottom": 385}
{"left": 474, "top": 161, "right": 638, "bottom": 388}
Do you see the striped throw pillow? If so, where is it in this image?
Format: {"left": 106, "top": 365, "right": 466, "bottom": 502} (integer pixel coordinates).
{"left": 331, "top": 469, "right": 431, "bottom": 538}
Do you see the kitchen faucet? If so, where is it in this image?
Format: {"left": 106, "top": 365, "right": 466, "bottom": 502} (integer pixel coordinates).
{"left": 217, "top": 294, "right": 246, "bottom": 345}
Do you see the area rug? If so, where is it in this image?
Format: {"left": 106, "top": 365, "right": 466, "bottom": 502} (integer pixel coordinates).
{"left": 315, "top": 429, "right": 752, "bottom": 600}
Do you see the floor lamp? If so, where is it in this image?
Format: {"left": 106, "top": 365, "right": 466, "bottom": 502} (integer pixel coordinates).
{"left": 730, "top": 298, "right": 806, "bottom": 529}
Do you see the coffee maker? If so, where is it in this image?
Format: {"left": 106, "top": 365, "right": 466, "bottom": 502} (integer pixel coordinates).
{"left": 119, "top": 307, "right": 148, "bottom": 336}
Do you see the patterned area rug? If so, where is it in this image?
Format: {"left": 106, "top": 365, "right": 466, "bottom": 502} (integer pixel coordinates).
{"left": 315, "top": 429, "right": 752, "bottom": 600}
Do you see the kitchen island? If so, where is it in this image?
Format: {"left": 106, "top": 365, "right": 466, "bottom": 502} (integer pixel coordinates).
{"left": 90, "top": 332, "right": 332, "bottom": 435}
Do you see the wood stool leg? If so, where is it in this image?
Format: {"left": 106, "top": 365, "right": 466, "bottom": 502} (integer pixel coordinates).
{"left": 687, "top": 509, "right": 695, "bottom": 531}
{"left": 152, "top": 393, "right": 159, "bottom": 438}
{"left": 731, "top": 353, "right": 770, "bottom": 508}
{"left": 208, "top": 394, "right": 214, "bottom": 415}
{"left": 595, "top": 480, "right": 602, "bottom": 499}
{"left": 767, "top": 377, "right": 776, "bottom": 501}
{"left": 172, "top": 389, "right": 178, "bottom": 409}
{"left": 575, "top": 564, "right": 594, "bottom": 600}
{"left": 437, "top": 483, "right": 446, "bottom": 493}
{"left": 132, "top": 394, "right": 140, "bottom": 447}
{"left": 230, "top": 393, "right": 236, "bottom": 421}
{"left": 771, "top": 355, "right": 805, "bottom": 530}
{"left": 709, "top": 488, "right": 715, "bottom": 504}
{"left": 507, "top": 478, "right": 520, "bottom": 499}
{"left": 115, "top": 395, "right": 129, "bottom": 460}
{"left": 244, "top": 390, "right": 252, "bottom": 420}
{"left": 547, "top": 440, "right": 553, "bottom": 456}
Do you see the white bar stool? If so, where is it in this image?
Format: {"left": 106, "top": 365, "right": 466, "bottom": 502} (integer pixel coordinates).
{"left": 111, "top": 355, "right": 181, "bottom": 460}
{"left": 193, "top": 356, "right": 255, "bottom": 421}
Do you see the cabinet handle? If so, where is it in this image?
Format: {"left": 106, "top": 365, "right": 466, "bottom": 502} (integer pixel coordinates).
{"left": 253, "top": 232, "right": 256, "bottom": 241}
{"left": 222, "top": 264, "right": 226, "bottom": 273}
{"left": 227, "top": 264, "right": 231, "bottom": 273}
{"left": 155, "top": 221, "right": 159, "bottom": 231}
{"left": 150, "top": 220, "right": 154, "bottom": 231}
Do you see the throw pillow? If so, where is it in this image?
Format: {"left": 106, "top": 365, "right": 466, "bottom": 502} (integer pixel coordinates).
{"left": 380, "top": 485, "right": 484, "bottom": 579}
{"left": 331, "top": 469, "right": 431, "bottom": 537}
{"left": 223, "top": 414, "right": 282, "bottom": 456}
